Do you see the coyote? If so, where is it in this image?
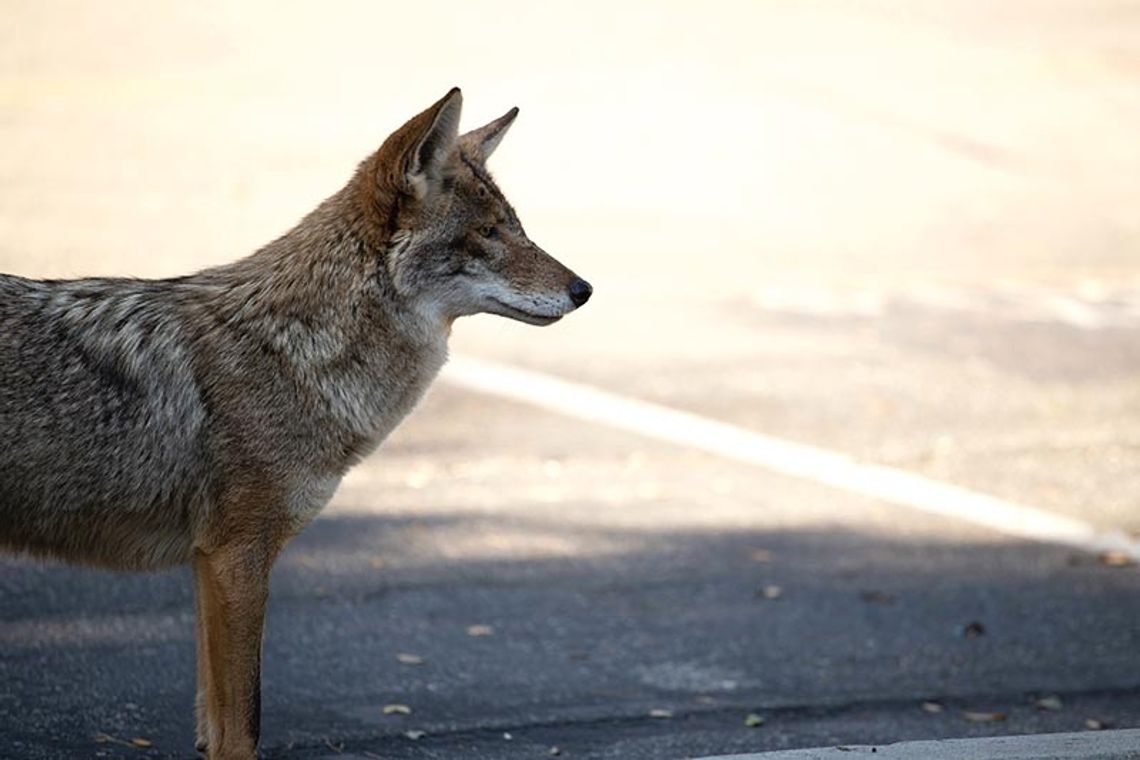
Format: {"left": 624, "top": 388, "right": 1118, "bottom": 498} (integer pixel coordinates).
{"left": 0, "top": 88, "right": 590, "bottom": 758}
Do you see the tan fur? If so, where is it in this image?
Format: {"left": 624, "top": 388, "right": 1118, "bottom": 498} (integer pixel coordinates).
{"left": 0, "top": 88, "right": 591, "bottom": 758}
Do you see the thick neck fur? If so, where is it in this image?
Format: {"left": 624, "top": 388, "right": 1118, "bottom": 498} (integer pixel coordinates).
{"left": 198, "top": 178, "right": 429, "bottom": 334}
{"left": 184, "top": 176, "right": 450, "bottom": 468}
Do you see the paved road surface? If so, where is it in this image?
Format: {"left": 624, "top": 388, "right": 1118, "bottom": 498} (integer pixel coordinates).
{"left": 1, "top": 2, "right": 1138, "bottom": 758}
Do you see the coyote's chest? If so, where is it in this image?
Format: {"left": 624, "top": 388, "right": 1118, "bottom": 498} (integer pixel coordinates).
{"left": 285, "top": 472, "right": 344, "bottom": 528}
{"left": 286, "top": 316, "right": 447, "bottom": 468}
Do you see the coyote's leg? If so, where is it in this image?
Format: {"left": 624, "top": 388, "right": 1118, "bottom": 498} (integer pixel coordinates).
{"left": 197, "top": 539, "right": 278, "bottom": 760}
{"left": 193, "top": 551, "right": 213, "bottom": 754}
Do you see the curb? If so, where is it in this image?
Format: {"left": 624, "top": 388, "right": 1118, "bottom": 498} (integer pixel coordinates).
{"left": 696, "top": 729, "right": 1140, "bottom": 759}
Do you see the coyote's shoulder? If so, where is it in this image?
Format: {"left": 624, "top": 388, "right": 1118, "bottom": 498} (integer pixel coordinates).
{"left": 1, "top": 272, "right": 213, "bottom": 567}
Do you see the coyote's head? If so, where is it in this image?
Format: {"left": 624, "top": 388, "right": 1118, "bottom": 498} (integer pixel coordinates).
{"left": 362, "top": 88, "right": 591, "bottom": 326}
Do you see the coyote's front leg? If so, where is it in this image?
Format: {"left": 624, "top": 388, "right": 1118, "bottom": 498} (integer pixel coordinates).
{"left": 194, "top": 552, "right": 213, "bottom": 754}
{"left": 194, "top": 537, "right": 280, "bottom": 759}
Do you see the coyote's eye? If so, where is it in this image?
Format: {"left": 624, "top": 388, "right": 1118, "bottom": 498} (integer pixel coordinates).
{"left": 479, "top": 224, "right": 498, "bottom": 240}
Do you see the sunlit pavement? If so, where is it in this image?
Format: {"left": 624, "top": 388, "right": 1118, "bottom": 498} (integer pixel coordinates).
{"left": 2, "top": 2, "right": 1138, "bottom": 758}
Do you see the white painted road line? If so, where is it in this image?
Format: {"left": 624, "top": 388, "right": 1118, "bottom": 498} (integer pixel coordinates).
{"left": 750, "top": 284, "right": 1140, "bottom": 330}
{"left": 442, "top": 355, "right": 1140, "bottom": 561}
{"left": 1041, "top": 295, "right": 1108, "bottom": 330}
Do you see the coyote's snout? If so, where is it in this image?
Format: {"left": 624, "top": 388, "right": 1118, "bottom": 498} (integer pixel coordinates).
{"left": 0, "top": 88, "right": 588, "bottom": 758}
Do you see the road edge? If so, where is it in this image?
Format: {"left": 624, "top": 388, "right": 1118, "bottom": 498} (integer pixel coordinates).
{"left": 695, "top": 728, "right": 1140, "bottom": 759}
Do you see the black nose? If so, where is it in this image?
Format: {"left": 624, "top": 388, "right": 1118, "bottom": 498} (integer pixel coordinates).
{"left": 568, "top": 278, "right": 593, "bottom": 307}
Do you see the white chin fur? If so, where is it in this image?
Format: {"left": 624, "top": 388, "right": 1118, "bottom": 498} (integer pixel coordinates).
{"left": 486, "top": 296, "right": 568, "bottom": 325}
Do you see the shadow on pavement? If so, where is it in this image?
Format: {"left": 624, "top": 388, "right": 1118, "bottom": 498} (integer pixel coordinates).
{"left": 3, "top": 510, "right": 1139, "bottom": 758}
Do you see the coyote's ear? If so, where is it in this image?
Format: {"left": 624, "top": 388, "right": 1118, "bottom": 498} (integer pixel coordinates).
{"left": 459, "top": 107, "right": 518, "bottom": 162}
{"left": 396, "top": 88, "right": 463, "bottom": 199}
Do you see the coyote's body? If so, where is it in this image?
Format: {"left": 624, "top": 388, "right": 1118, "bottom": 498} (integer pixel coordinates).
{"left": 0, "top": 89, "right": 590, "bottom": 758}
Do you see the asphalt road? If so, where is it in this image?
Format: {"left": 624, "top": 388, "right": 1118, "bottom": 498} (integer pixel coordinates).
{"left": 2, "top": 2, "right": 1139, "bottom": 758}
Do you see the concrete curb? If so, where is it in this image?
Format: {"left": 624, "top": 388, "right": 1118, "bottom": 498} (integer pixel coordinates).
{"left": 696, "top": 729, "right": 1140, "bottom": 759}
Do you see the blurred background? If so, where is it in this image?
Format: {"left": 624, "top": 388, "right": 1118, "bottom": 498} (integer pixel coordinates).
{"left": 2, "top": 2, "right": 1139, "bottom": 758}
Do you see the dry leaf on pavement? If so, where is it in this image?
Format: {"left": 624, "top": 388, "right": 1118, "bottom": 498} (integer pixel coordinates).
{"left": 1098, "top": 551, "right": 1136, "bottom": 568}
{"left": 963, "top": 711, "right": 1006, "bottom": 723}
{"left": 93, "top": 733, "right": 135, "bottom": 748}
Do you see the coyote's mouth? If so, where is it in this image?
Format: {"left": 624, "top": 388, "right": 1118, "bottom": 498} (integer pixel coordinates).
{"left": 488, "top": 298, "right": 564, "bottom": 326}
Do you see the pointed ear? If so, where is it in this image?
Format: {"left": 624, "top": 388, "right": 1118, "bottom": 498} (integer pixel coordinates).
{"left": 395, "top": 88, "right": 463, "bottom": 199}
{"left": 459, "top": 106, "right": 518, "bottom": 162}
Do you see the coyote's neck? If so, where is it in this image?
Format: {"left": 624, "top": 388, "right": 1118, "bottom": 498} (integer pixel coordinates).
{"left": 195, "top": 192, "right": 449, "bottom": 464}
